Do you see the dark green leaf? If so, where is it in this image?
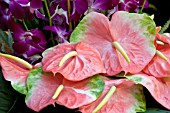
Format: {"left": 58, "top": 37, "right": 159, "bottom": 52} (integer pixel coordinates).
{"left": 0, "top": 68, "right": 18, "bottom": 113}
{"left": 145, "top": 109, "right": 170, "bottom": 113}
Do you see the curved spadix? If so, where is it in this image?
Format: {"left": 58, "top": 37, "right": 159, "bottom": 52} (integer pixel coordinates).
{"left": 156, "top": 50, "right": 168, "bottom": 61}
{"left": 92, "top": 86, "right": 116, "bottom": 113}
{"left": 113, "top": 41, "right": 130, "bottom": 63}
{"left": 0, "top": 52, "right": 32, "bottom": 69}
{"left": 59, "top": 51, "right": 78, "bottom": 67}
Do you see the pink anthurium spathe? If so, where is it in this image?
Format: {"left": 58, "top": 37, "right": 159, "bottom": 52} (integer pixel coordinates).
{"left": 25, "top": 67, "right": 105, "bottom": 112}
{"left": 127, "top": 73, "right": 170, "bottom": 110}
{"left": 70, "top": 11, "right": 156, "bottom": 75}
{"left": 42, "top": 41, "right": 106, "bottom": 81}
{"left": 79, "top": 78, "right": 146, "bottom": 113}
{"left": 143, "top": 44, "right": 170, "bottom": 78}
{"left": 0, "top": 52, "right": 32, "bottom": 94}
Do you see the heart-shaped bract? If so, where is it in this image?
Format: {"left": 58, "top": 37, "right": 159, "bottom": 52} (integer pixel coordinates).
{"left": 143, "top": 44, "right": 170, "bottom": 78}
{"left": 0, "top": 53, "right": 32, "bottom": 94}
{"left": 26, "top": 67, "right": 105, "bottom": 112}
{"left": 70, "top": 11, "right": 156, "bottom": 75}
{"left": 42, "top": 42, "right": 105, "bottom": 81}
{"left": 127, "top": 73, "right": 170, "bottom": 110}
{"left": 79, "top": 78, "right": 146, "bottom": 113}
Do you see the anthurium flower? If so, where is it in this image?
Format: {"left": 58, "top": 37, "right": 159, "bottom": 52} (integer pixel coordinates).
{"left": 56, "top": 74, "right": 105, "bottom": 109}
{"left": 143, "top": 44, "right": 170, "bottom": 78}
{"left": 79, "top": 78, "right": 146, "bottom": 113}
{"left": 127, "top": 73, "right": 170, "bottom": 110}
{"left": 0, "top": 53, "right": 32, "bottom": 94}
{"left": 26, "top": 67, "right": 105, "bottom": 112}
{"left": 156, "top": 32, "right": 170, "bottom": 45}
{"left": 12, "top": 24, "right": 47, "bottom": 63}
{"left": 42, "top": 42, "right": 105, "bottom": 81}
{"left": 70, "top": 11, "right": 156, "bottom": 75}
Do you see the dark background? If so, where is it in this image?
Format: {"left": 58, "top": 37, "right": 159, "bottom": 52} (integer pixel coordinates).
{"left": 144, "top": 0, "right": 170, "bottom": 32}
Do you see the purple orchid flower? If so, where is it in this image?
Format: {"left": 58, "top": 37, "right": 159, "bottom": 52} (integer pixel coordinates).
{"left": 118, "top": 0, "right": 149, "bottom": 12}
{"left": 3, "top": 0, "right": 44, "bottom": 20}
{"left": 44, "top": 25, "right": 72, "bottom": 43}
{"left": 11, "top": 23, "right": 47, "bottom": 63}
{"left": 87, "top": 0, "right": 113, "bottom": 12}
{"left": 49, "top": 3, "right": 68, "bottom": 26}
{"left": 0, "top": 1, "right": 12, "bottom": 29}
{"left": 3, "top": 0, "right": 29, "bottom": 19}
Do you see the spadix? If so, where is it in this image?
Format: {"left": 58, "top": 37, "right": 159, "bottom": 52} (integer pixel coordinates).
{"left": 59, "top": 51, "right": 78, "bottom": 67}
{"left": 113, "top": 41, "right": 130, "bottom": 63}
{"left": 0, "top": 52, "right": 32, "bottom": 69}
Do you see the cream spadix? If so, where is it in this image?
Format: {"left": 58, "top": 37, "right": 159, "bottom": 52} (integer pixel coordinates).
{"left": 156, "top": 40, "right": 164, "bottom": 45}
{"left": 156, "top": 50, "right": 168, "bottom": 61}
{"left": 59, "top": 51, "right": 78, "bottom": 67}
{"left": 92, "top": 86, "right": 116, "bottom": 113}
{"left": 0, "top": 52, "right": 32, "bottom": 69}
{"left": 52, "top": 84, "right": 64, "bottom": 99}
{"left": 113, "top": 41, "right": 130, "bottom": 63}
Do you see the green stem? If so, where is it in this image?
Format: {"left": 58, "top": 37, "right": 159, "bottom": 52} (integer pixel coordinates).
{"left": 139, "top": 0, "right": 146, "bottom": 14}
{"left": 44, "top": 0, "right": 52, "bottom": 26}
{"left": 44, "top": 0, "right": 55, "bottom": 45}
{"left": 23, "top": 19, "right": 28, "bottom": 31}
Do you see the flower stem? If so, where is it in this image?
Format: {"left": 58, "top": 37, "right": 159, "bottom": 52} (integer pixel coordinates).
{"left": 23, "top": 19, "right": 28, "bottom": 31}
{"left": 44, "top": 0, "right": 52, "bottom": 26}
{"left": 67, "top": 0, "right": 72, "bottom": 30}
{"left": 44, "top": 0, "right": 55, "bottom": 45}
{"left": 139, "top": 0, "right": 146, "bottom": 14}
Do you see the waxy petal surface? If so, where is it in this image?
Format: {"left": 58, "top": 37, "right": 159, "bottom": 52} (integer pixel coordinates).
{"left": 110, "top": 11, "right": 156, "bottom": 73}
{"left": 79, "top": 78, "right": 146, "bottom": 113}
{"left": 42, "top": 42, "right": 105, "bottom": 81}
{"left": 0, "top": 56, "right": 30, "bottom": 94}
{"left": 56, "top": 75, "right": 105, "bottom": 109}
{"left": 70, "top": 12, "right": 122, "bottom": 75}
{"left": 143, "top": 45, "right": 170, "bottom": 78}
{"left": 127, "top": 73, "right": 170, "bottom": 110}
{"left": 26, "top": 67, "right": 63, "bottom": 112}
{"left": 156, "top": 33, "right": 170, "bottom": 44}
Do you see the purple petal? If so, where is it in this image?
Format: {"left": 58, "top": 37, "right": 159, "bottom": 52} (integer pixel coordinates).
{"left": 59, "top": 0, "right": 67, "bottom": 11}
{"left": 35, "top": 9, "right": 45, "bottom": 18}
{"left": 139, "top": 0, "right": 149, "bottom": 8}
{"left": 112, "top": 0, "right": 120, "bottom": 6}
{"left": 30, "top": 0, "right": 42, "bottom": 9}
{"left": 92, "top": 0, "right": 113, "bottom": 10}
{"left": 15, "top": 0, "right": 29, "bottom": 5}
{"left": 9, "top": 1, "right": 24, "bottom": 19}
{"left": 13, "top": 42, "right": 29, "bottom": 54}
{"left": 23, "top": 7, "right": 34, "bottom": 20}
{"left": 44, "top": 26, "right": 61, "bottom": 34}
{"left": 30, "top": 29, "right": 47, "bottom": 45}
{"left": 75, "top": 0, "right": 88, "bottom": 14}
